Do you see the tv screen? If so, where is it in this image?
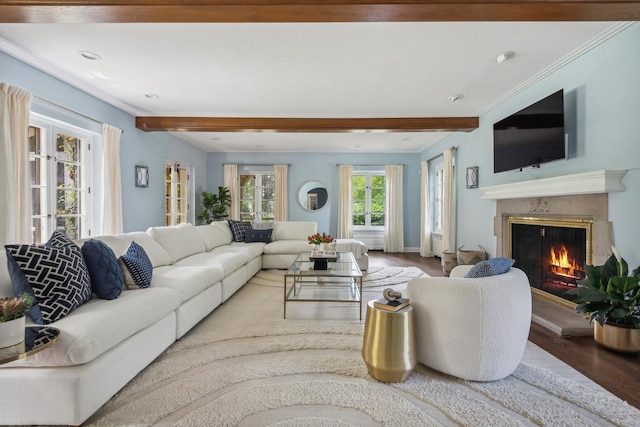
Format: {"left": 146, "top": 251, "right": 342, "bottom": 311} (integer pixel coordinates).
{"left": 493, "top": 89, "right": 565, "bottom": 173}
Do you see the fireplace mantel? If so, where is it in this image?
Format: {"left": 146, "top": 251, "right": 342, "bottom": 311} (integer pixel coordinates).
{"left": 481, "top": 169, "right": 626, "bottom": 200}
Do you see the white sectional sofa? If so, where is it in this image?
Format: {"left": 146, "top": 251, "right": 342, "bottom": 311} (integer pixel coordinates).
{"left": 0, "top": 220, "right": 367, "bottom": 426}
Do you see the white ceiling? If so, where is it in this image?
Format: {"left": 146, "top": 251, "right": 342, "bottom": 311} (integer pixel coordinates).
{"left": 0, "top": 22, "right": 624, "bottom": 153}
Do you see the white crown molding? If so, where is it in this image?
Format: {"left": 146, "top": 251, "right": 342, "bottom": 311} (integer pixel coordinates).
{"left": 480, "top": 169, "right": 627, "bottom": 200}
{"left": 477, "top": 22, "right": 634, "bottom": 116}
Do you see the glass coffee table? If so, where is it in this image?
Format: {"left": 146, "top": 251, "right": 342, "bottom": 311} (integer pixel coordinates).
{"left": 284, "top": 252, "right": 363, "bottom": 319}
{"left": 0, "top": 326, "right": 60, "bottom": 365}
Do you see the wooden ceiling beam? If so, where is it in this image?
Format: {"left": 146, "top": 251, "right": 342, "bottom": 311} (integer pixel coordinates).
{"left": 135, "top": 116, "right": 479, "bottom": 133}
{"left": 2, "top": 1, "right": 640, "bottom": 23}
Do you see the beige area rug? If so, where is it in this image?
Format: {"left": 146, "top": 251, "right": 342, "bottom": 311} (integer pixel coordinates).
{"left": 84, "top": 268, "right": 640, "bottom": 426}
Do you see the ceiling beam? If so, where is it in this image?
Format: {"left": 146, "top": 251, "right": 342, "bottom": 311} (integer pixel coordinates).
{"left": 135, "top": 116, "right": 479, "bottom": 133}
{"left": 2, "top": 1, "right": 640, "bottom": 23}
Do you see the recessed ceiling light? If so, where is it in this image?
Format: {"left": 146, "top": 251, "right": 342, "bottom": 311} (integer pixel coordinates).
{"left": 256, "top": 144, "right": 265, "bottom": 148}
{"left": 79, "top": 51, "right": 101, "bottom": 60}
{"left": 354, "top": 145, "right": 362, "bottom": 148}
{"left": 497, "top": 51, "right": 516, "bottom": 63}
{"left": 448, "top": 94, "right": 464, "bottom": 102}
{"left": 145, "top": 93, "right": 160, "bottom": 99}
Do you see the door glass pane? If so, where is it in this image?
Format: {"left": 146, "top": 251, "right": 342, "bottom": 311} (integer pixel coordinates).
{"left": 56, "top": 134, "right": 80, "bottom": 162}
{"left": 29, "top": 126, "right": 43, "bottom": 155}
{"left": 57, "top": 162, "right": 80, "bottom": 188}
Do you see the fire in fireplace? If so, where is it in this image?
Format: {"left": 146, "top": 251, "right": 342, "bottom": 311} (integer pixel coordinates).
{"left": 509, "top": 217, "right": 592, "bottom": 305}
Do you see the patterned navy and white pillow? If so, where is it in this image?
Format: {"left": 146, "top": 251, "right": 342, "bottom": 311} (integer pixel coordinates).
{"left": 227, "top": 220, "right": 252, "bottom": 242}
{"left": 81, "top": 239, "right": 124, "bottom": 299}
{"left": 4, "top": 231, "right": 92, "bottom": 324}
{"left": 245, "top": 229, "right": 273, "bottom": 243}
{"left": 120, "top": 241, "right": 153, "bottom": 289}
{"left": 5, "top": 251, "right": 44, "bottom": 324}
{"left": 464, "top": 258, "right": 515, "bottom": 278}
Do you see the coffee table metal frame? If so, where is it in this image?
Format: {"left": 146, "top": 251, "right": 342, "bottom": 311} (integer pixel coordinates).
{"left": 284, "top": 252, "right": 363, "bottom": 319}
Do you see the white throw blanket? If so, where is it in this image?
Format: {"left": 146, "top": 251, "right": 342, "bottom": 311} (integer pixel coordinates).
{"left": 333, "top": 239, "right": 366, "bottom": 258}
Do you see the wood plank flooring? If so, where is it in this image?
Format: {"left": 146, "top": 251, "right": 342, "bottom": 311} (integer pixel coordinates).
{"left": 368, "top": 251, "right": 640, "bottom": 410}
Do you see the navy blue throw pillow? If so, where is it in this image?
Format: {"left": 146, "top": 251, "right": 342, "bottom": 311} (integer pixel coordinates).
{"left": 5, "top": 251, "right": 44, "bottom": 324}
{"left": 5, "top": 232, "right": 92, "bottom": 324}
{"left": 81, "top": 239, "right": 124, "bottom": 299}
{"left": 227, "top": 220, "right": 252, "bottom": 242}
{"left": 120, "top": 241, "right": 153, "bottom": 289}
{"left": 245, "top": 229, "right": 273, "bottom": 243}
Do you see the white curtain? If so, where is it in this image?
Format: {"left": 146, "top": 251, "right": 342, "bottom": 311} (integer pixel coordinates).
{"left": 337, "top": 165, "right": 353, "bottom": 239}
{"left": 384, "top": 164, "right": 404, "bottom": 253}
{"left": 224, "top": 164, "right": 239, "bottom": 220}
{"left": 442, "top": 148, "right": 456, "bottom": 254}
{"left": 101, "top": 124, "right": 123, "bottom": 235}
{"left": 0, "top": 83, "right": 33, "bottom": 246}
{"left": 420, "top": 160, "right": 433, "bottom": 257}
{"left": 274, "top": 164, "right": 288, "bottom": 221}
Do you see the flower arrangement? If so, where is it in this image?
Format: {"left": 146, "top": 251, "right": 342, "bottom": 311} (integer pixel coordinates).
{"left": 0, "top": 293, "right": 34, "bottom": 323}
{"left": 307, "top": 232, "right": 335, "bottom": 246}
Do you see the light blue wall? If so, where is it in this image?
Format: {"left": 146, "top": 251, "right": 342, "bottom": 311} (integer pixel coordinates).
{"left": 207, "top": 152, "right": 422, "bottom": 248}
{"left": 421, "top": 23, "right": 640, "bottom": 265}
{"left": 1, "top": 51, "right": 209, "bottom": 233}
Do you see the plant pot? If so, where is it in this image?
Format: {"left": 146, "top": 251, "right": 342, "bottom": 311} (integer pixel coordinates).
{"left": 593, "top": 322, "right": 640, "bottom": 353}
{"left": 0, "top": 316, "right": 26, "bottom": 348}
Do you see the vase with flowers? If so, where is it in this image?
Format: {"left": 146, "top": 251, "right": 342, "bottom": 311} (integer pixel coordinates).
{"left": 307, "top": 232, "right": 335, "bottom": 253}
{"left": 0, "top": 293, "right": 34, "bottom": 348}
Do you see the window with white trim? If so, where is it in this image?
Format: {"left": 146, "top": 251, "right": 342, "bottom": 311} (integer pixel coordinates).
{"left": 29, "top": 116, "right": 94, "bottom": 244}
{"left": 165, "top": 160, "right": 191, "bottom": 225}
{"left": 352, "top": 173, "right": 385, "bottom": 229}
{"left": 239, "top": 171, "right": 275, "bottom": 222}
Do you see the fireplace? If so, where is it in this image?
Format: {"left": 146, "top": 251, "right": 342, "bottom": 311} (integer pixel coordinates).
{"left": 509, "top": 217, "right": 592, "bottom": 305}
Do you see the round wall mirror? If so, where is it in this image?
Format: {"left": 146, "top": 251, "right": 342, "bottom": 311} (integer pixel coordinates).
{"left": 298, "top": 181, "right": 328, "bottom": 211}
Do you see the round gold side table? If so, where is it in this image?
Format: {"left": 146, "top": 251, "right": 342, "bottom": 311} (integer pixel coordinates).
{"left": 362, "top": 300, "right": 416, "bottom": 383}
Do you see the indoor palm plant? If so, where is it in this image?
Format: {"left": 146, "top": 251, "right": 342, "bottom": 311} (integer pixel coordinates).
{"left": 572, "top": 247, "right": 640, "bottom": 353}
{"left": 0, "top": 293, "right": 34, "bottom": 348}
{"left": 197, "top": 186, "right": 232, "bottom": 224}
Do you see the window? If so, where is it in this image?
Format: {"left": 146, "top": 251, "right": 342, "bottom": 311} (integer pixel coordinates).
{"left": 29, "top": 116, "right": 94, "bottom": 244}
{"left": 352, "top": 173, "right": 385, "bottom": 229}
{"left": 434, "top": 166, "right": 445, "bottom": 233}
{"left": 239, "top": 171, "right": 275, "bottom": 221}
{"left": 165, "top": 161, "right": 191, "bottom": 225}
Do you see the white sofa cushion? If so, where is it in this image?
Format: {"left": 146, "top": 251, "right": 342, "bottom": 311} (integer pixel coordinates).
{"left": 152, "top": 265, "right": 224, "bottom": 302}
{"left": 94, "top": 232, "right": 173, "bottom": 268}
{"left": 263, "top": 240, "right": 314, "bottom": 255}
{"left": 5, "top": 287, "right": 181, "bottom": 367}
{"left": 147, "top": 223, "right": 207, "bottom": 263}
{"left": 175, "top": 249, "right": 249, "bottom": 276}
{"left": 196, "top": 221, "right": 233, "bottom": 251}
{"left": 272, "top": 221, "right": 317, "bottom": 241}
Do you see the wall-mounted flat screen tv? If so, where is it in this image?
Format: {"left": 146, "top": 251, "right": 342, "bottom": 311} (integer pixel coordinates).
{"left": 493, "top": 89, "right": 565, "bottom": 173}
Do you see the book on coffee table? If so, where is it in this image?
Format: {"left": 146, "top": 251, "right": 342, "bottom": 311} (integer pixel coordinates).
{"left": 373, "top": 298, "right": 410, "bottom": 312}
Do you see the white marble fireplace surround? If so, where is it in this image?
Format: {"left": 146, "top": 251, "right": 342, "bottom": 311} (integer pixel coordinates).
{"left": 480, "top": 170, "right": 627, "bottom": 336}
{"left": 481, "top": 170, "right": 626, "bottom": 266}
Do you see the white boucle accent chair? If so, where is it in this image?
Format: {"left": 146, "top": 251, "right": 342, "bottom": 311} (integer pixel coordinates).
{"left": 406, "top": 265, "right": 532, "bottom": 381}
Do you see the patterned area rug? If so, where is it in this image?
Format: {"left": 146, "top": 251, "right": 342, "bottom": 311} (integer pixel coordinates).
{"left": 83, "top": 267, "right": 640, "bottom": 426}
{"left": 85, "top": 323, "right": 640, "bottom": 426}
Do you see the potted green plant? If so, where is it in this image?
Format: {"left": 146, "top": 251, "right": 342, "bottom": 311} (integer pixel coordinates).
{"left": 571, "top": 247, "right": 640, "bottom": 353}
{"left": 196, "top": 186, "right": 232, "bottom": 224}
{"left": 0, "top": 293, "right": 34, "bottom": 348}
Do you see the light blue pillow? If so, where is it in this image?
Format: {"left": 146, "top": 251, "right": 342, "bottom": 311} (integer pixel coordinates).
{"left": 464, "top": 258, "right": 515, "bottom": 278}
{"left": 120, "top": 241, "right": 153, "bottom": 289}
{"left": 82, "top": 239, "right": 124, "bottom": 299}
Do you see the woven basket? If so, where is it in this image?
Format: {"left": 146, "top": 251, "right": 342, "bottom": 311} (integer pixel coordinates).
{"left": 456, "top": 245, "right": 487, "bottom": 265}
{"left": 441, "top": 252, "right": 458, "bottom": 275}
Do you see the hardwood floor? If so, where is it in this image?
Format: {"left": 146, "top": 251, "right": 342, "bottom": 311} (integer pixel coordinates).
{"left": 368, "top": 251, "right": 640, "bottom": 410}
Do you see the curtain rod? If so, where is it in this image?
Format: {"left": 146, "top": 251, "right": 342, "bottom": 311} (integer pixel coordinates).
{"left": 335, "top": 164, "right": 404, "bottom": 167}
{"left": 33, "top": 96, "right": 124, "bottom": 133}
{"left": 425, "top": 145, "right": 457, "bottom": 163}
{"left": 223, "top": 163, "right": 290, "bottom": 166}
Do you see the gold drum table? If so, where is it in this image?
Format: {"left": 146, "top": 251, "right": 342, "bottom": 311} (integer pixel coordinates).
{"left": 362, "top": 300, "right": 416, "bottom": 382}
